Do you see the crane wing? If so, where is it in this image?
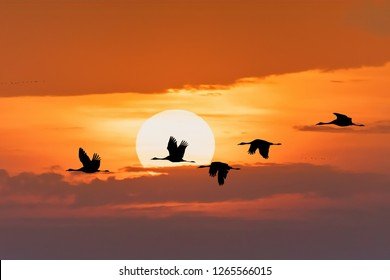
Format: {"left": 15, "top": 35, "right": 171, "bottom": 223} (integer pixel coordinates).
{"left": 217, "top": 169, "right": 228, "bottom": 185}
{"left": 259, "top": 146, "right": 270, "bottom": 159}
{"left": 90, "top": 153, "right": 101, "bottom": 171}
{"left": 333, "top": 113, "right": 351, "bottom": 122}
{"left": 248, "top": 143, "right": 258, "bottom": 155}
{"left": 177, "top": 140, "right": 188, "bottom": 159}
{"left": 78, "top": 148, "right": 91, "bottom": 167}
{"left": 167, "top": 136, "right": 178, "bottom": 156}
{"left": 209, "top": 163, "right": 218, "bottom": 177}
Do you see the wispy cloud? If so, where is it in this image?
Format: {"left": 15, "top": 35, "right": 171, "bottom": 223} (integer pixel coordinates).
{"left": 294, "top": 120, "right": 390, "bottom": 134}
{"left": 1, "top": 164, "right": 389, "bottom": 217}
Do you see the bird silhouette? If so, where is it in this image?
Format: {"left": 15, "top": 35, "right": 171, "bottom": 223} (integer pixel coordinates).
{"left": 151, "top": 136, "right": 195, "bottom": 163}
{"left": 198, "top": 161, "right": 240, "bottom": 185}
{"left": 316, "top": 113, "right": 364, "bottom": 127}
{"left": 238, "top": 139, "right": 281, "bottom": 159}
{"left": 67, "top": 147, "right": 109, "bottom": 173}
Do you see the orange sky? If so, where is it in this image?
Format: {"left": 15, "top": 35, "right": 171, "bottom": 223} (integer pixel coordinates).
{"left": 1, "top": 63, "right": 389, "bottom": 174}
{"left": 1, "top": 0, "right": 390, "bottom": 95}
{"left": 1, "top": 0, "right": 390, "bottom": 259}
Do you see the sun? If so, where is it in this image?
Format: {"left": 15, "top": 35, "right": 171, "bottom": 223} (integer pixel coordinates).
{"left": 136, "top": 110, "right": 215, "bottom": 167}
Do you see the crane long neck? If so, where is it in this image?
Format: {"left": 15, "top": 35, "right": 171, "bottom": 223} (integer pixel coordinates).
{"left": 317, "top": 121, "right": 332, "bottom": 125}
{"left": 66, "top": 168, "right": 81, "bottom": 171}
{"left": 151, "top": 157, "right": 168, "bottom": 160}
{"left": 198, "top": 165, "right": 211, "bottom": 168}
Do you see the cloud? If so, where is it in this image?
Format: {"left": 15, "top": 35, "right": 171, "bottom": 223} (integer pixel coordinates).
{"left": 0, "top": 80, "right": 42, "bottom": 85}
{"left": 294, "top": 120, "right": 390, "bottom": 133}
{"left": 166, "top": 84, "right": 229, "bottom": 95}
{"left": 294, "top": 125, "right": 359, "bottom": 133}
{"left": 1, "top": 164, "right": 389, "bottom": 215}
{"left": 1, "top": 164, "right": 390, "bottom": 259}
{"left": 366, "top": 121, "right": 390, "bottom": 133}
{"left": 1, "top": 0, "right": 390, "bottom": 96}
{"left": 348, "top": 1, "right": 390, "bottom": 36}
{"left": 330, "top": 79, "right": 367, "bottom": 83}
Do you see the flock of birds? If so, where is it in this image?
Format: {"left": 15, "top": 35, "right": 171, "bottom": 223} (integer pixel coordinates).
{"left": 67, "top": 112, "right": 365, "bottom": 185}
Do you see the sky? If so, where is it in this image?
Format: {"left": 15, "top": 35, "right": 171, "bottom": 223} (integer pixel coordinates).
{"left": 1, "top": 0, "right": 390, "bottom": 259}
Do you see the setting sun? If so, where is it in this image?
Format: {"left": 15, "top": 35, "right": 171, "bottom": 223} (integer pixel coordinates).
{"left": 136, "top": 110, "right": 215, "bottom": 167}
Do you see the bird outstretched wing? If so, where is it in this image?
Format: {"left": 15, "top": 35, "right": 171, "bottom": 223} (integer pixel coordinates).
{"left": 176, "top": 140, "right": 189, "bottom": 159}
{"left": 90, "top": 153, "right": 101, "bottom": 171}
{"left": 248, "top": 143, "right": 258, "bottom": 155}
{"left": 79, "top": 148, "right": 91, "bottom": 167}
{"left": 333, "top": 113, "right": 351, "bottom": 122}
{"left": 167, "top": 136, "right": 178, "bottom": 156}
{"left": 217, "top": 169, "right": 228, "bottom": 185}
{"left": 259, "top": 146, "right": 270, "bottom": 159}
{"left": 209, "top": 163, "right": 218, "bottom": 177}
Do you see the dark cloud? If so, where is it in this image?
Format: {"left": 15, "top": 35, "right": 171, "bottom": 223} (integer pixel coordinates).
{"left": 0, "top": 80, "right": 42, "bottom": 85}
{"left": 1, "top": 164, "right": 390, "bottom": 259}
{"left": 294, "top": 120, "right": 390, "bottom": 133}
{"left": 118, "top": 166, "right": 159, "bottom": 172}
{"left": 1, "top": 0, "right": 390, "bottom": 96}
{"left": 367, "top": 121, "right": 390, "bottom": 133}
{"left": 330, "top": 79, "right": 367, "bottom": 83}
{"left": 0, "top": 164, "right": 389, "bottom": 210}
{"left": 294, "top": 125, "right": 359, "bottom": 133}
{"left": 348, "top": 1, "right": 390, "bottom": 37}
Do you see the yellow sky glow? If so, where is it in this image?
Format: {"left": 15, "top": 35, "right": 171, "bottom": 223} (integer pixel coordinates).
{"left": 1, "top": 63, "right": 389, "bottom": 174}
